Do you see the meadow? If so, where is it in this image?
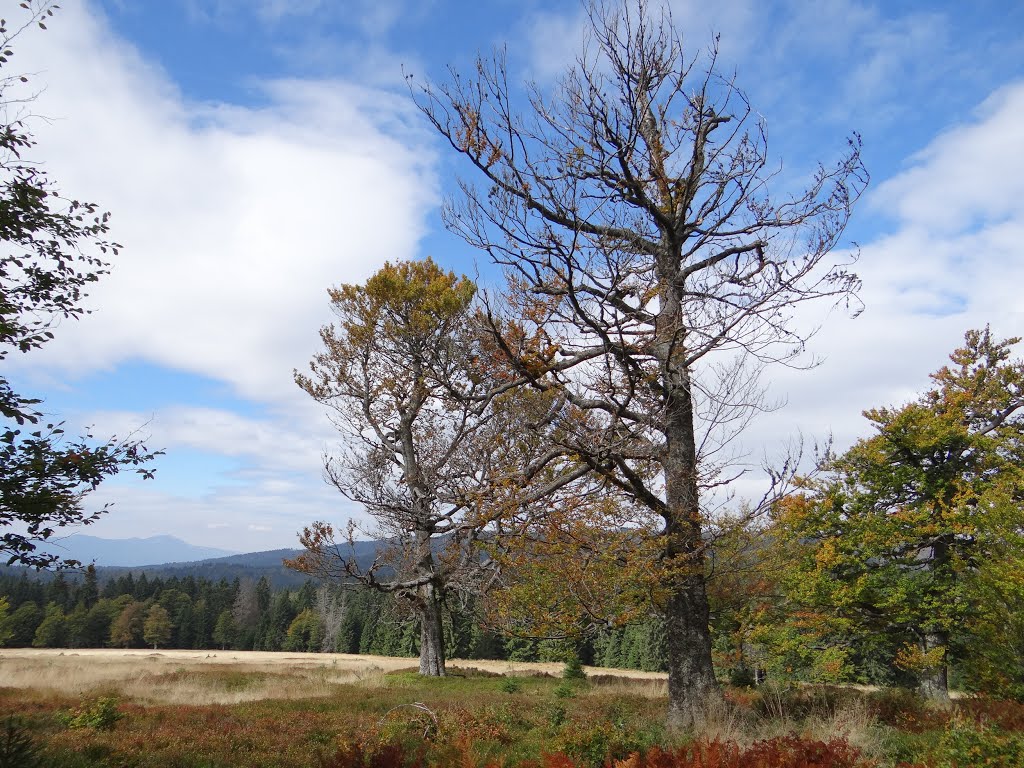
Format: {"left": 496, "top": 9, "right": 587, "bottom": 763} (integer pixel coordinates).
{"left": 2, "top": 649, "right": 1023, "bottom": 767}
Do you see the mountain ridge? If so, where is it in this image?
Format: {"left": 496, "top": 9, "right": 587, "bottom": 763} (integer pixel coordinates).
{"left": 39, "top": 534, "right": 238, "bottom": 568}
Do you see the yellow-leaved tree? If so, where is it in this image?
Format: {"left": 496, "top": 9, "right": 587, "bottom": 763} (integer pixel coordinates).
{"left": 775, "top": 329, "right": 1024, "bottom": 700}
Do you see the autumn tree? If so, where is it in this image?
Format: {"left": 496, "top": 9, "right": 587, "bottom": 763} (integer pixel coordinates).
{"left": 109, "top": 600, "right": 146, "bottom": 648}
{"left": 412, "top": 0, "right": 865, "bottom": 726}
{"left": 482, "top": 490, "right": 662, "bottom": 642}
{"left": 291, "top": 259, "right": 510, "bottom": 676}
{"left": 143, "top": 603, "right": 172, "bottom": 650}
{"left": 284, "top": 608, "right": 322, "bottom": 652}
{"left": 776, "top": 329, "right": 1024, "bottom": 701}
{"left": 0, "top": 3, "right": 159, "bottom": 568}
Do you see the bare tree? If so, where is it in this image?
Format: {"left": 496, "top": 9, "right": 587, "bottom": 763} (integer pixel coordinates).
{"left": 314, "top": 585, "right": 348, "bottom": 653}
{"left": 290, "top": 259, "right": 530, "bottom": 676}
{"left": 411, "top": 0, "right": 866, "bottom": 726}
{"left": 231, "top": 578, "right": 260, "bottom": 634}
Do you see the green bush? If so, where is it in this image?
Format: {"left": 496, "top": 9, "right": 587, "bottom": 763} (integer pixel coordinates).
{"left": 56, "top": 696, "right": 124, "bottom": 731}
{"left": 547, "top": 703, "right": 568, "bottom": 728}
{"left": 563, "top": 654, "right": 586, "bottom": 681}
{"left": 553, "top": 683, "right": 577, "bottom": 699}
{"left": 934, "top": 718, "right": 1024, "bottom": 768}
{"left": 499, "top": 677, "right": 523, "bottom": 694}
{"left": 553, "top": 717, "right": 661, "bottom": 768}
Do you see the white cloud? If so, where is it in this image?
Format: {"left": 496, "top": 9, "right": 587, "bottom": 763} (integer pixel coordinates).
{"left": 85, "top": 404, "right": 331, "bottom": 475}
{"left": 742, "top": 80, "right": 1024, "bottom": 476}
{"left": 0, "top": 3, "right": 435, "bottom": 552}
{"left": 871, "top": 83, "right": 1024, "bottom": 235}
{"left": 8, "top": 2, "right": 437, "bottom": 405}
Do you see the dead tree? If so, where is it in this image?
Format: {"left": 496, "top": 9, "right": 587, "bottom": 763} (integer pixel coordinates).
{"left": 411, "top": 0, "right": 866, "bottom": 726}
{"left": 290, "top": 259, "right": 584, "bottom": 675}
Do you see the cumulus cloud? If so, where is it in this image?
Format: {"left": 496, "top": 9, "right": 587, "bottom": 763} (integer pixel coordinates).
{"left": 0, "top": 2, "right": 436, "bottom": 551}
{"left": 744, "top": 80, "right": 1024, "bottom": 475}
{"left": 871, "top": 83, "right": 1024, "bottom": 235}
{"left": 86, "top": 404, "right": 331, "bottom": 475}
{"left": 8, "top": 1, "right": 437, "bottom": 405}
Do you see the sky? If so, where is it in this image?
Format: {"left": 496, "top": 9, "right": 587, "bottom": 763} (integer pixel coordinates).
{"left": 4, "top": 0, "right": 1023, "bottom": 554}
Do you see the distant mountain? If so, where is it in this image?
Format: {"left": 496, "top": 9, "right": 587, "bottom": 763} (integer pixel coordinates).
{"left": 82, "top": 541, "right": 381, "bottom": 588}
{"left": 1, "top": 538, "right": 437, "bottom": 589}
{"left": 0, "top": 547, "right": 315, "bottom": 590}
{"left": 41, "top": 534, "right": 238, "bottom": 567}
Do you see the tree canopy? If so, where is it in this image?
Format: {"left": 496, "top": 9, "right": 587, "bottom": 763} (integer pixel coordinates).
{"left": 776, "top": 328, "right": 1024, "bottom": 699}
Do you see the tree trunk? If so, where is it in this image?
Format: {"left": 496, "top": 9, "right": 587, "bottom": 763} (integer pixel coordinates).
{"left": 418, "top": 580, "right": 446, "bottom": 677}
{"left": 662, "top": 352, "right": 722, "bottom": 729}
{"left": 918, "top": 536, "right": 951, "bottom": 703}
{"left": 664, "top": 569, "right": 721, "bottom": 729}
{"left": 918, "top": 630, "right": 950, "bottom": 703}
{"left": 656, "top": 259, "right": 722, "bottom": 730}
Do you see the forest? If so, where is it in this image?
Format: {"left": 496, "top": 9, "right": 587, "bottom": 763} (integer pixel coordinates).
{"left": 0, "top": 566, "right": 667, "bottom": 671}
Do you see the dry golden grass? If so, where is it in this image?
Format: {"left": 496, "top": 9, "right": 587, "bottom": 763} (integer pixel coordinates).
{"left": 584, "top": 673, "right": 669, "bottom": 699}
{"left": 0, "top": 649, "right": 666, "bottom": 706}
{"left": 0, "top": 649, "right": 399, "bottom": 704}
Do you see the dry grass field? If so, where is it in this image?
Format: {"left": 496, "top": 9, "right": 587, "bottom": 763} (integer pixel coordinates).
{"left": 0, "top": 648, "right": 667, "bottom": 705}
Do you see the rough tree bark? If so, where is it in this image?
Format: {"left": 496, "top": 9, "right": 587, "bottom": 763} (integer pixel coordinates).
{"left": 412, "top": 0, "right": 865, "bottom": 726}
{"left": 918, "top": 535, "right": 951, "bottom": 703}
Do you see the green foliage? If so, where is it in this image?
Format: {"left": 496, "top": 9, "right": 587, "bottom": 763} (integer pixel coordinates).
{"left": 553, "top": 683, "right": 577, "bottom": 699}
{"left": 6, "top": 601, "right": 41, "bottom": 646}
{"left": 284, "top": 608, "right": 323, "bottom": 652}
{"left": 56, "top": 696, "right": 124, "bottom": 731}
{"left": 0, "top": 716, "right": 41, "bottom": 768}
{"left": 772, "top": 329, "right": 1024, "bottom": 695}
{"left": 550, "top": 715, "right": 661, "bottom": 768}
{"left": 593, "top": 618, "right": 667, "bottom": 672}
{"left": 0, "top": 596, "right": 10, "bottom": 647}
{"left": 563, "top": 653, "right": 586, "bottom": 681}
{"left": 212, "top": 608, "right": 236, "bottom": 650}
{"left": 30, "top": 601, "right": 66, "bottom": 647}
{"left": 933, "top": 718, "right": 1024, "bottom": 768}
{"left": 500, "top": 677, "right": 523, "bottom": 694}
{"left": 142, "top": 603, "right": 172, "bottom": 649}
{"left": 547, "top": 702, "right": 568, "bottom": 728}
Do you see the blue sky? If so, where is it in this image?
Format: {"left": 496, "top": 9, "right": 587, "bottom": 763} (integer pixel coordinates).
{"left": 6, "top": 0, "right": 1024, "bottom": 554}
